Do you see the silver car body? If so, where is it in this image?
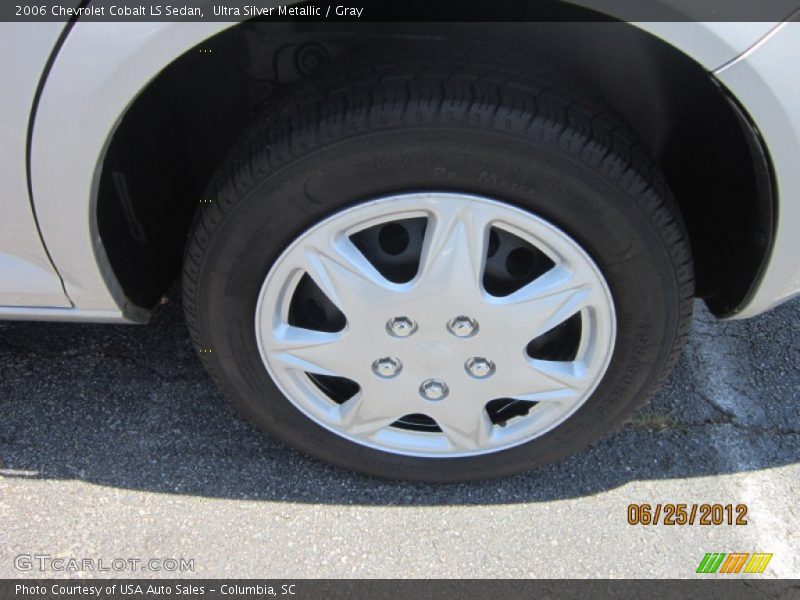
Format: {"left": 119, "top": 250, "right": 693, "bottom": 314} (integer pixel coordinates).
{"left": 1, "top": 18, "right": 799, "bottom": 322}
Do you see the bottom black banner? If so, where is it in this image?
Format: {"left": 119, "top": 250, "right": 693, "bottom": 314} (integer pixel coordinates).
{"left": 1, "top": 580, "right": 798, "bottom": 600}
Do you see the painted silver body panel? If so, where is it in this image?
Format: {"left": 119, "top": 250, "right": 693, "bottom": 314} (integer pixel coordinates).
{"left": 631, "top": 22, "right": 780, "bottom": 70}
{"left": 0, "top": 23, "right": 71, "bottom": 308}
{"left": 1, "top": 19, "right": 798, "bottom": 321}
{"left": 0, "top": 306, "right": 126, "bottom": 323}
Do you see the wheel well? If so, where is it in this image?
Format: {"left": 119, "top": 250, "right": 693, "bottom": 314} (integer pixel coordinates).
{"left": 96, "top": 19, "right": 774, "bottom": 316}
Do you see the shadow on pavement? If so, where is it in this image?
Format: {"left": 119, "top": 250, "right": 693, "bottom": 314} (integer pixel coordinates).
{"left": 1, "top": 295, "right": 798, "bottom": 505}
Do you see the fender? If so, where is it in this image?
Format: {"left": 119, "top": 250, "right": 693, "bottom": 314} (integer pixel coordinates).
{"left": 31, "top": 21, "right": 231, "bottom": 320}
{"left": 714, "top": 21, "right": 800, "bottom": 318}
{"left": 28, "top": 13, "right": 780, "bottom": 321}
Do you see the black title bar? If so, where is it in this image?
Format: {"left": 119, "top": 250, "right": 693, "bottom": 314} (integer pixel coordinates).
{"left": 2, "top": 0, "right": 800, "bottom": 22}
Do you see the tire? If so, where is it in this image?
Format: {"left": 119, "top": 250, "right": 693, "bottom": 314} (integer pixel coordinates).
{"left": 183, "top": 45, "right": 694, "bottom": 482}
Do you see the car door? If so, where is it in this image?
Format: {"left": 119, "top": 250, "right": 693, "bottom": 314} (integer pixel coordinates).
{"left": 0, "top": 22, "right": 71, "bottom": 309}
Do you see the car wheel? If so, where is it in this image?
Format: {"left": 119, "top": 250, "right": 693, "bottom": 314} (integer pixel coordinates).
{"left": 183, "top": 45, "right": 694, "bottom": 482}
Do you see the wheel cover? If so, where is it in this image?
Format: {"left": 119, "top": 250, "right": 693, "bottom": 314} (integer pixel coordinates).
{"left": 255, "top": 193, "right": 616, "bottom": 458}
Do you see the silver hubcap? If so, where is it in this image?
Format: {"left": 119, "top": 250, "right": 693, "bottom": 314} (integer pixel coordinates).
{"left": 256, "top": 192, "right": 616, "bottom": 457}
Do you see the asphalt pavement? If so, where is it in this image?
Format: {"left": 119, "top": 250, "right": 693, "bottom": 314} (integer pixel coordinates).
{"left": 0, "top": 295, "right": 798, "bottom": 578}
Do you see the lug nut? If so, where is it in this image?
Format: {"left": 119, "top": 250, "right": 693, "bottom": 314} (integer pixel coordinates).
{"left": 447, "top": 316, "right": 478, "bottom": 338}
{"left": 372, "top": 357, "right": 402, "bottom": 378}
{"left": 465, "top": 357, "right": 495, "bottom": 379}
{"left": 387, "top": 316, "right": 417, "bottom": 338}
{"left": 420, "top": 379, "right": 449, "bottom": 401}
